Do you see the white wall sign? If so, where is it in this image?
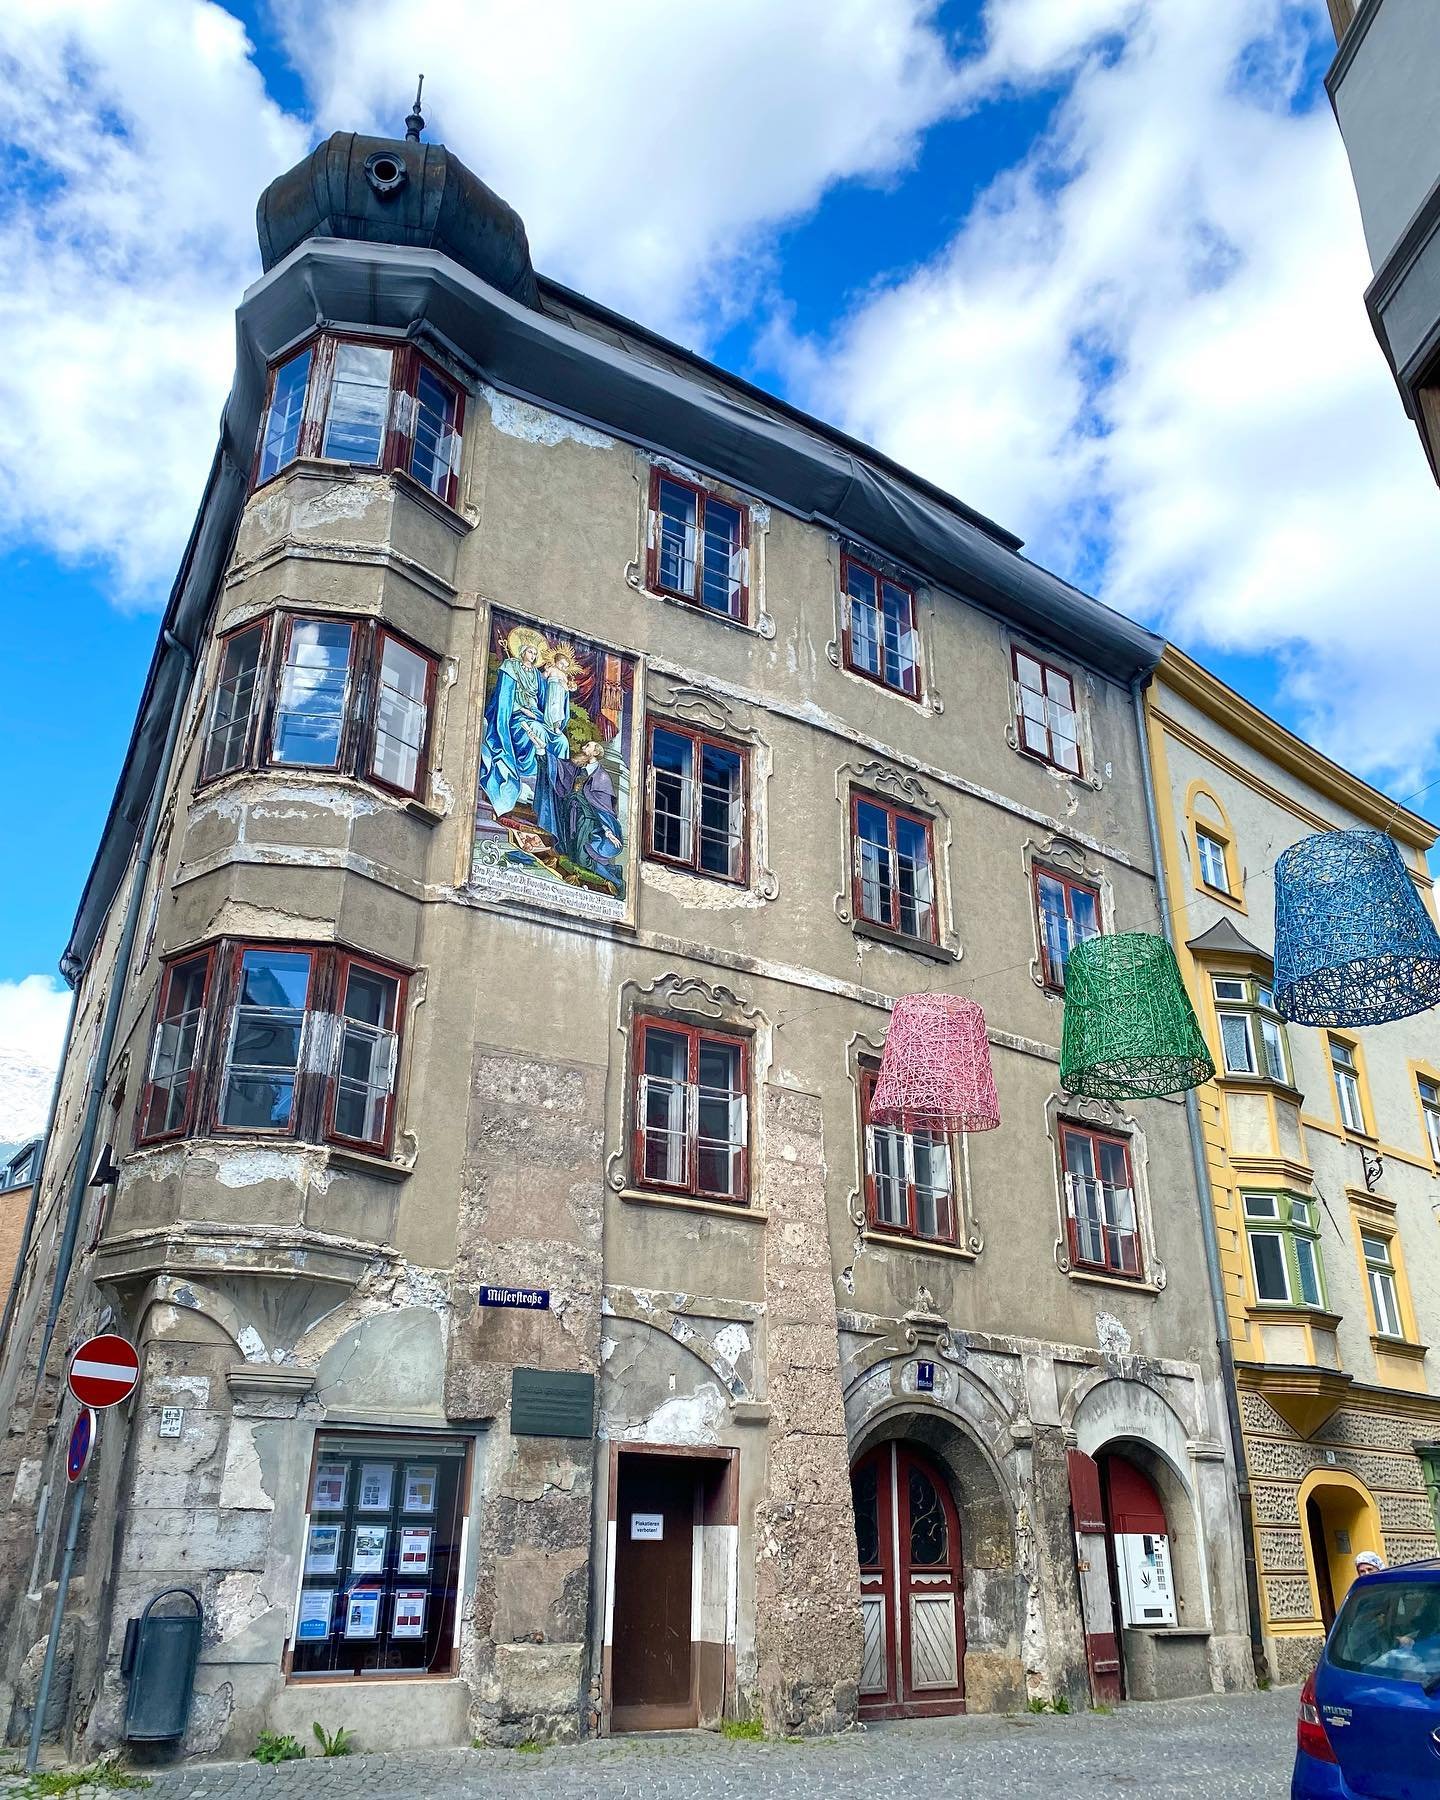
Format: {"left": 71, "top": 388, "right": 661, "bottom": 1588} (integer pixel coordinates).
{"left": 630, "top": 1512, "right": 664, "bottom": 1541}
{"left": 158, "top": 1407, "right": 183, "bottom": 1439}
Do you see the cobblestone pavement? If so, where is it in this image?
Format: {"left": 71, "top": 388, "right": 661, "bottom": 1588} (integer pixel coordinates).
{"left": 14, "top": 1687, "right": 1296, "bottom": 1799}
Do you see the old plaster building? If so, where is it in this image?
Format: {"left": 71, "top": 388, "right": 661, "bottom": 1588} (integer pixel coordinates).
{"left": 0, "top": 124, "right": 1253, "bottom": 1761}
{"left": 1146, "top": 649, "right": 1440, "bottom": 1680}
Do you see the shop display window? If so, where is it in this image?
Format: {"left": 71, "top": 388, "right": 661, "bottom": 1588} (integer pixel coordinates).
{"left": 292, "top": 1433, "right": 469, "bottom": 1679}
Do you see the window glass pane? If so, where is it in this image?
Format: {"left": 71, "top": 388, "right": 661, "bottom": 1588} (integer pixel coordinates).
{"left": 880, "top": 581, "right": 919, "bottom": 694}
{"left": 1361, "top": 1234, "right": 1390, "bottom": 1265}
{"left": 1015, "top": 653, "right": 1043, "bottom": 693}
{"left": 855, "top": 800, "right": 893, "bottom": 927}
{"left": 322, "top": 344, "right": 393, "bottom": 464}
{"left": 1250, "top": 1232, "right": 1290, "bottom": 1302}
{"left": 1219, "top": 1012, "right": 1255, "bottom": 1075}
{"left": 641, "top": 1028, "right": 688, "bottom": 1186}
{"left": 333, "top": 966, "right": 400, "bottom": 1145}
{"left": 908, "top": 1466, "right": 947, "bottom": 1565}
{"left": 273, "top": 619, "right": 353, "bottom": 768}
{"left": 1336, "top": 1067, "right": 1364, "bottom": 1131}
{"left": 1330, "top": 1582, "right": 1440, "bottom": 1683}
{"left": 1062, "top": 1130, "right": 1096, "bottom": 1181}
{"left": 201, "top": 623, "right": 266, "bottom": 781}
{"left": 1293, "top": 1236, "right": 1322, "bottom": 1307}
{"left": 851, "top": 1462, "right": 880, "bottom": 1567}
{"left": 142, "top": 954, "right": 210, "bottom": 1136}
{"left": 1212, "top": 978, "right": 1246, "bottom": 1002}
{"left": 649, "top": 728, "right": 693, "bottom": 863}
{"left": 699, "top": 497, "right": 743, "bottom": 618}
{"left": 220, "top": 949, "right": 311, "bottom": 1130}
{"left": 893, "top": 815, "right": 932, "bottom": 939}
{"left": 291, "top": 1434, "right": 468, "bottom": 1680}
{"left": 1289, "top": 1200, "right": 1313, "bottom": 1230}
{"left": 656, "top": 478, "right": 698, "bottom": 596}
{"left": 258, "top": 349, "right": 312, "bottom": 482}
{"left": 870, "top": 1119, "right": 906, "bottom": 1226}
{"left": 1423, "top": 1084, "right": 1440, "bottom": 1160}
{"left": 846, "top": 564, "right": 882, "bottom": 678}
{"left": 1370, "top": 1267, "right": 1401, "bottom": 1337}
{"left": 695, "top": 1038, "right": 743, "bottom": 1197}
{"left": 1197, "top": 828, "right": 1230, "bottom": 891}
{"left": 911, "top": 1133, "right": 952, "bottom": 1240}
{"left": 370, "top": 635, "right": 430, "bottom": 794}
{"left": 1259, "top": 1016, "right": 1288, "bottom": 1085}
{"left": 1332, "top": 1040, "right": 1356, "bottom": 1069}
{"left": 1242, "top": 1193, "right": 1278, "bottom": 1218}
{"left": 408, "top": 365, "right": 460, "bottom": 496}
{"left": 697, "top": 743, "right": 743, "bottom": 878}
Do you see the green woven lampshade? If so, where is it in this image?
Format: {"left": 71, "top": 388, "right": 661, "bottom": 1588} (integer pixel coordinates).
{"left": 1060, "top": 932, "right": 1215, "bottom": 1101}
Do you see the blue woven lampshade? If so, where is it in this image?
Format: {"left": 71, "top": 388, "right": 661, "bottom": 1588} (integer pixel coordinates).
{"left": 1273, "top": 828, "right": 1440, "bottom": 1027}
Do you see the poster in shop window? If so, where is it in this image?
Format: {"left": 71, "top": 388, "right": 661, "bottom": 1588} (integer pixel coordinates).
{"left": 344, "top": 1587, "right": 381, "bottom": 1640}
{"left": 471, "top": 609, "right": 639, "bottom": 928}
{"left": 392, "top": 1589, "right": 427, "bottom": 1639}
{"left": 352, "top": 1524, "right": 389, "bottom": 1573}
{"left": 311, "top": 1462, "right": 347, "bottom": 1512}
{"left": 296, "top": 1589, "right": 333, "bottom": 1642}
{"left": 305, "top": 1523, "right": 341, "bottom": 1575}
{"left": 357, "top": 1462, "right": 394, "bottom": 1512}
{"left": 403, "top": 1464, "right": 437, "bottom": 1513}
{"left": 399, "top": 1525, "right": 432, "bottom": 1575}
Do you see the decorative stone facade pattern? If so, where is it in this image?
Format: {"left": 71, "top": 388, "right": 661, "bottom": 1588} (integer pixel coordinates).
{"left": 1263, "top": 1575, "right": 1317, "bottom": 1622}
{"left": 1257, "top": 1529, "right": 1306, "bottom": 1571}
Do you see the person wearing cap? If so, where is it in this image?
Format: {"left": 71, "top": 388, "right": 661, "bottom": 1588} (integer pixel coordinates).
{"left": 1355, "top": 1550, "right": 1386, "bottom": 1575}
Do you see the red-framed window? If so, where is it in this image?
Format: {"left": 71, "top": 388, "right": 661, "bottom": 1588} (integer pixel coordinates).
{"left": 1034, "top": 866, "right": 1101, "bottom": 990}
{"left": 841, "top": 554, "right": 920, "bottom": 698}
{"left": 1060, "top": 1123, "right": 1140, "bottom": 1278}
{"left": 1013, "top": 647, "right": 1081, "bottom": 774}
{"left": 138, "top": 940, "right": 408, "bottom": 1157}
{"left": 138, "top": 949, "right": 217, "bottom": 1142}
{"left": 647, "top": 470, "right": 748, "bottom": 622}
{"left": 197, "top": 611, "right": 438, "bottom": 800}
{"left": 632, "top": 1016, "right": 748, "bottom": 1203}
{"left": 851, "top": 792, "right": 937, "bottom": 943}
{"left": 644, "top": 721, "right": 747, "bottom": 883}
{"left": 859, "top": 1064, "right": 955, "bottom": 1244}
{"left": 255, "top": 335, "right": 466, "bottom": 508}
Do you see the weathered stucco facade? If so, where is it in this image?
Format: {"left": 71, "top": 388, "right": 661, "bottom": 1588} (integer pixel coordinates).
{"left": 1148, "top": 649, "right": 1440, "bottom": 1683}
{"left": 0, "top": 130, "right": 1252, "bottom": 1763}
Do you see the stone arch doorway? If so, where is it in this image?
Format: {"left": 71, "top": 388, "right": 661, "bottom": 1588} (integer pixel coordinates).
{"left": 851, "top": 1441, "right": 965, "bottom": 1718}
{"left": 1299, "top": 1470, "right": 1382, "bottom": 1630}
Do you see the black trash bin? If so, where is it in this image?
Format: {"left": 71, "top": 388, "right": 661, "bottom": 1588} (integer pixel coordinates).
{"left": 121, "top": 1587, "right": 202, "bottom": 1742}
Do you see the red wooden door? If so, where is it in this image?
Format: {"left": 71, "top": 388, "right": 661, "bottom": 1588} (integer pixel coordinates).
{"left": 1068, "top": 1449, "right": 1122, "bottom": 1705}
{"left": 851, "top": 1444, "right": 965, "bottom": 1718}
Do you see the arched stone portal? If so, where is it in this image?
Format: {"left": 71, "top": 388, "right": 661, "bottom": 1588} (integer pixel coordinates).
{"left": 1298, "top": 1469, "right": 1382, "bottom": 1630}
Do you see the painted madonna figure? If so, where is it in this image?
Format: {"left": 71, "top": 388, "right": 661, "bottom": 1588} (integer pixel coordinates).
{"left": 480, "top": 625, "right": 573, "bottom": 835}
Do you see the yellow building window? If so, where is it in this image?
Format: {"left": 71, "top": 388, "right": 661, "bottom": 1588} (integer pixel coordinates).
{"left": 1330, "top": 1038, "right": 1368, "bottom": 1135}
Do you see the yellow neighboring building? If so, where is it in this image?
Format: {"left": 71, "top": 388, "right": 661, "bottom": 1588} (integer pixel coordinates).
{"left": 1147, "top": 648, "right": 1440, "bottom": 1681}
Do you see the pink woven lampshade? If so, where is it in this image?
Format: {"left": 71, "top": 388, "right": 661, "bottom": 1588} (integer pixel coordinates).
{"left": 871, "top": 994, "right": 1000, "bottom": 1133}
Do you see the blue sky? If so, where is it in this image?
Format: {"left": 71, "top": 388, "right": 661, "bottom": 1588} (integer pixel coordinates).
{"left": 2, "top": 0, "right": 1439, "bottom": 1090}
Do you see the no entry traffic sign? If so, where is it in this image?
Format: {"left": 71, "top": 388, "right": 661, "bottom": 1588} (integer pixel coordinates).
{"left": 68, "top": 1333, "right": 139, "bottom": 1410}
{"left": 67, "top": 1407, "right": 96, "bottom": 1482}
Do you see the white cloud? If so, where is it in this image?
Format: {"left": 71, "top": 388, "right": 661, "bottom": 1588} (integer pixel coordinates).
{"left": 783, "top": 0, "right": 1440, "bottom": 785}
{"left": 0, "top": 976, "right": 71, "bottom": 1142}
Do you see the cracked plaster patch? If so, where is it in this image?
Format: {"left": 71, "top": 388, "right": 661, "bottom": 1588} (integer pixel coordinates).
{"left": 1095, "top": 1312, "right": 1131, "bottom": 1358}
{"left": 601, "top": 1381, "right": 728, "bottom": 1445}
{"left": 712, "top": 1323, "right": 750, "bottom": 1369}
{"left": 483, "top": 385, "right": 613, "bottom": 450}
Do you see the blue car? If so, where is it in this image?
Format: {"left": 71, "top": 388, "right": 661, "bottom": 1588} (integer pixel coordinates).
{"left": 1293, "top": 1559, "right": 1440, "bottom": 1797}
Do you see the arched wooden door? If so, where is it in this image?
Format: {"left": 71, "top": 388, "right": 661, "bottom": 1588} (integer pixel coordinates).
{"left": 851, "top": 1443, "right": 966, "bottom": 1718}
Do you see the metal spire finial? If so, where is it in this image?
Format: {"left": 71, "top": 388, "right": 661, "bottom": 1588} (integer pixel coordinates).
{"left": 406, "top": 74, "right": 426, "bottom": 141}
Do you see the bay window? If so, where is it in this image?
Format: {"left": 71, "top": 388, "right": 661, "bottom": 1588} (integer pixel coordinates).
{"left": 198, "top": 611, "right": 437, "bottom": 800}
{"left": 644, "top": 722, "right": 747, "bottom": 883}
{"left": 1061, "top": 1124, "right": 1140, "bottom": 1278}
{"left": 842, "top": 554, "right": 920, "bottom": 697}
{"left": 852, "top": 793, "right": 936, "bottom": 944}
{"left": 138, "top": 940, "right": 407, "bottom": 1156}
{"left": 648, "top": 471, "right": 748, "bottom": 622}
{"left": 1212, "top": 976, "right": 1292, "bottom": 1085}
{"left": 255, "top": 335, "right": 466, "bottom": 508}
{"left": 1242, "top": 1193, "right": 1325, "bottom": 1309}
{"left": 860, "top": 1064, "right": 955, "bottom": 1244}
{"left": 633, "top": 1017, "right": 747, "bottom": 1203}
{"left": 1034, "top": 867, "right": 1101, "bottom": 989}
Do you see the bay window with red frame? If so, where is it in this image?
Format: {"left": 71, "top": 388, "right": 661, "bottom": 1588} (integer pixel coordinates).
{"left": 647, "top": 470, "right": 749, "bottom": 623}
{"left": 255, "top": 334, "right": 466, "bottom": 509}
{"left": 841, "top": 553, "right": 920, "bottom": 697}
{"left": 1060, "top": 1123, "right": 1142, "bottom": 1278}
{"left": 859, "top": 1064, "right": 956, "bottom": 1245}
{"left": 197, "top": 611, "right": 438, "bottom": 801}
{"left": 851, "top": 792, "right": 937, "bottom": 944}
{"left": 632, "top": 1016, "right": 748, "bottom": 1203}
{"left": 138, "top": 940, "right": 408, "bottom": 1158}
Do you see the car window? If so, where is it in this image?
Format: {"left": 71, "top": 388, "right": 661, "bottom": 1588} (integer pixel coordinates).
{"left": 1331, "top": 1580, "right": 1440, "bottom": 1683}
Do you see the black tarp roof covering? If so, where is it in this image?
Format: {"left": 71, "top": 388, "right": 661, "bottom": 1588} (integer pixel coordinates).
{"left": 62, "top": 240, "right": 1161, "bottom": 981}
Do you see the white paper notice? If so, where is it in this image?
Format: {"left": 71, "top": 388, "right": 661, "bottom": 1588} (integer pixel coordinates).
{"left": 630, "top": 1513, "right": 664, "bottom": 1541}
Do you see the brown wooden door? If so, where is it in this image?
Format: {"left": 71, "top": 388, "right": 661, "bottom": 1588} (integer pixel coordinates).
{"left": 611, "top": 1456, "right": 697, "bottom": 1730}
{"left": 852, "top": 1444, "right": 965, "bottom": 1718}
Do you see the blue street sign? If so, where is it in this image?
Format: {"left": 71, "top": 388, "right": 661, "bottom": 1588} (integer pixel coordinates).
{"left": 67, "top": 1407, "right": 96, "bottom": 1483}
{"left": 478, "top": 1285, "right": 549, "bottom": 1310}
{"left": 916, "top": 1361, "right": 936, "bottom": 1393}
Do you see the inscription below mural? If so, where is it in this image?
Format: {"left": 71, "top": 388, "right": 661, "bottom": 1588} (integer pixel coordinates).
{"left": 471, "top": 610, "right": 636, "bottom": 921}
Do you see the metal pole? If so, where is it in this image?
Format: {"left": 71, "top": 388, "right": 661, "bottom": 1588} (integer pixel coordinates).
{"left": 26, "top": 1470, "right": 86, "bottom": 1774}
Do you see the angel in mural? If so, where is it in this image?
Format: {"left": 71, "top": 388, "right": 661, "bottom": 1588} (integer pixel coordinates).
{"left": 479, "top": 625, "right": 572, "bottom": 831}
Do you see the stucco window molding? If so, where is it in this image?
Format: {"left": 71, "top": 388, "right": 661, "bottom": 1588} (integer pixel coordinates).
{"left": 643, "top": 677, "right": 780, "bottom": 901}
{"left": 824, "top": 537, "right": 944, "bottom": 715}
{"left": 832, "top": 759, "right": 962, "bottom": 962}
{"left": 627, "top": 451, "right": 775, "bottom": 639}
{"left": 840, "top": 1029, "right": 982, "bottom": 1263}
{"left": 1045, "top": 1093, "right": 1165, "bottom": 1291}
{"left": 1021, "top": 831, "right": 1114, "bottom": 993}
{"left": 605, "top": 972, "right": 772, "bottom": 1210}
{"left": 1001, "top": 630, "right": 1101, "bottom": 793}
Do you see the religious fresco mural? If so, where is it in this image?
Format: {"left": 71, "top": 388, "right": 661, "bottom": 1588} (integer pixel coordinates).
{"left": 470, "top": 610, "right": 637, "bottom": 922}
